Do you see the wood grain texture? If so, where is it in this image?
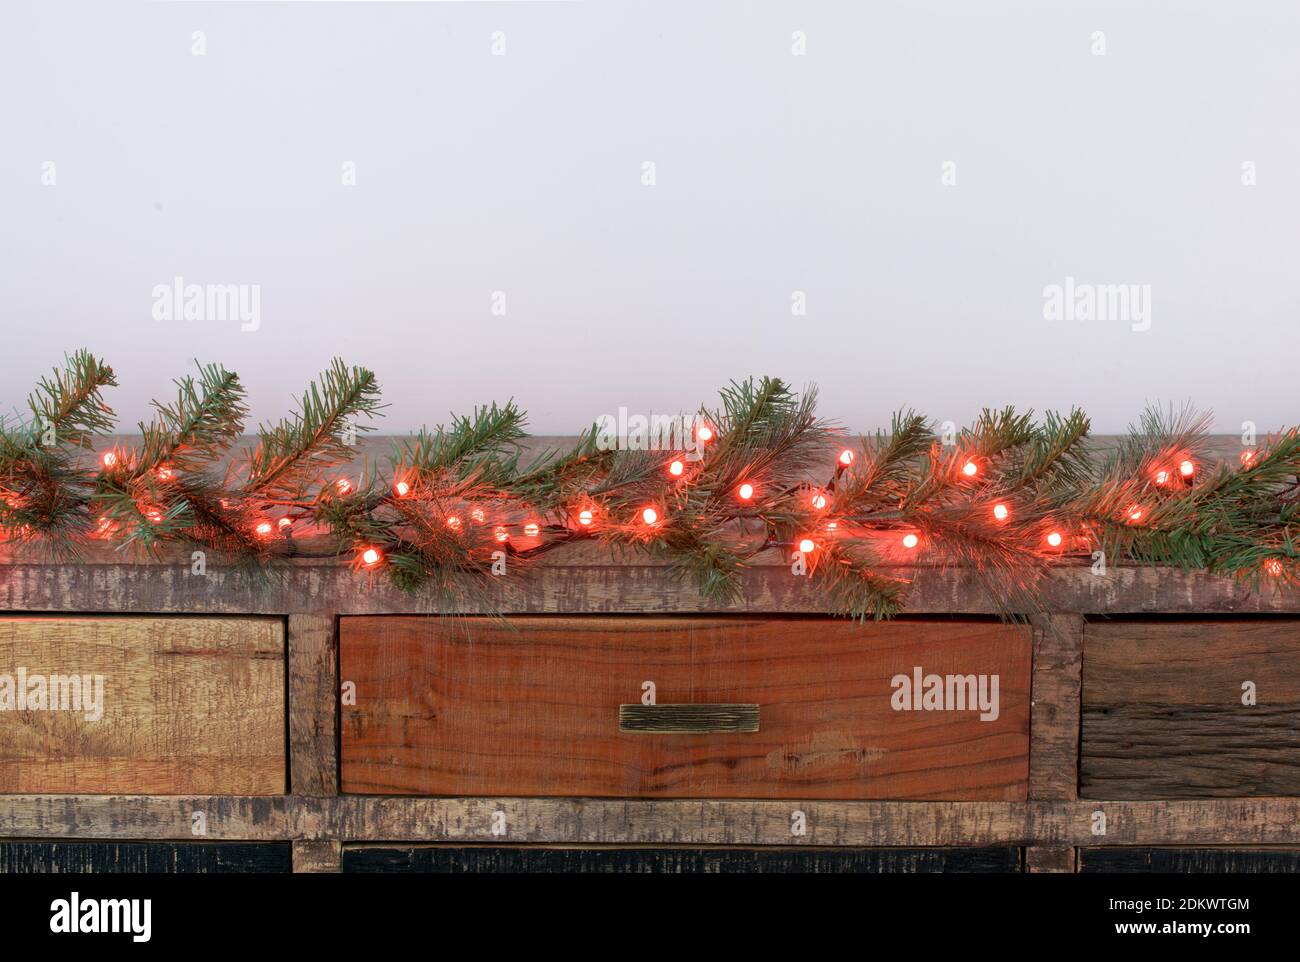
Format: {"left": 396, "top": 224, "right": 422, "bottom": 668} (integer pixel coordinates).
{"left": 342, "top": 845, "right": 1022, "bottom": 873}
{"left": 0, "top": 616, "right": 285, "bottom": 795}
{"left": 0, "top": 841, "right": 290, "bottom": 873}
{"left": 3, "top": 561, "right": 1299, "bottom": 618}
{"left": 1081, "top": 619, "right": 1300, "bottom": 798}
{"left": 288, "top": 613, "right": 337, "bottom": 796}
{"left": 1024, "top": 845, "right": 1075, "bottom": 873}
{"left": 292, "top": 839, "right": 341, "bottom": 873}
{"left": 1029, "top": 615, "right": 1083, "bottom": 800}
{"left": 3, "top": 796, "right": 1300, "bottom": 846}
{"left": 340, "top": 616, "right": 1032, "bottom": 800}
{"left": 1079, "top": 848, "right": 1300, "bottom": 873}
{"left": 618, "top": 703, "right": 760, "bottom": 733}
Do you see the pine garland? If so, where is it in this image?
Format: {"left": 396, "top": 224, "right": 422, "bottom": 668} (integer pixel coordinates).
{"left": 2, "top": 351, "right": 1297, "bottom": 618}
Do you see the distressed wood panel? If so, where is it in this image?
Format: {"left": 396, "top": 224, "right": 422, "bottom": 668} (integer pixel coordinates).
{"left": 1079, "top": 848, "right": 1300, "bottom": 873}
{"left": 288, "top": 613, "right": 337, "bottom": 796}
{"left": 1024, "top": 845, "right": 1075, "bottom": 873}
{"left": 0, "top": 840, "right": 290, "bottom": 873}
{"left": 340, "top": 616, "right": 1031, "bottom": 800}
{"left": 3, "top": 796, "right": 1300, "bottom": 846}
{"left": 0, "top": 616, "right": 285, "bottom": 795}
{"left": 618, "top": 703, "right": 760, "bottom": 733}
{"left": 1029, "top": 615, "right": 1083, "bottom": 800}
{"left": 1081, "top": 619, "right": 1300, "bottom": 798}
{"left": 292, "top": 839, "right": 341, "bottom": 873}
{"left": 2, "top": 562, "right": 1298, "bottom": 618}
{"left": 342, "top": 845, "right": 1021, "bottom": 873}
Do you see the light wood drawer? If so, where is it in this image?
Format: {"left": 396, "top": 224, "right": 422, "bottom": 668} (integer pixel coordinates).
{"left": 340, "top": 616, "right": 1031, "bottom": 800}
{"left": 0, "top": 615, "right": 286, "bottom": 795}
{"left": 1080, "top": 619, "right": 1300, "bottom": 799}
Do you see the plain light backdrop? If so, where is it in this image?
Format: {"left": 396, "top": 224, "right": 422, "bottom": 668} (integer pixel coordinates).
{"left": 2, "top": 0, "right": 1297, "bottom": 436}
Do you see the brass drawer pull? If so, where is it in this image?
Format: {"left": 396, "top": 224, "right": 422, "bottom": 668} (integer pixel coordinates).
{"left": 618, "top": 703, "right": 760, "bottom": 734}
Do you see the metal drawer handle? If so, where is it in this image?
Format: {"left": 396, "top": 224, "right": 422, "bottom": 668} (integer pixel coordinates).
{"left": 618, "top": 703, "right": 760, "bottom": 734}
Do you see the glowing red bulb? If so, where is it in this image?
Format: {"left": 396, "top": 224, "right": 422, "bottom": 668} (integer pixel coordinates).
{"left": 100, "top": 451, "right": 118, "bottom": 469}
{"left": 361, "top": 547, "right": 382, "bottom": 567}
{"left": 826, "top": 521, "right": 838, "bottom": 531}
{"left": 642, "top": 506, "right": 659, "bottom": 525}
{"left": 471, "top": 508, "right": 485, "bottom": 523}
{"left": 394, "top": 480, "right": 410, "bottom": 497}
{"left": 155, "top": 465, "right": 175, "bottom": 482}
{"left": 1240, "top": 449, "right": 1258, "bottom": 467}
{"left": 1265, "top": 559, "right": 1284, "bottom": 576}
{"left": 696, "top": 424, "right": 714, "bottom": 443}
{"left": 1127, "top": 506, "right": 1143, "bottom": 522}
{"left": 255, "top": 521, "right": 273, "bottom": 538}
{"left": 277, "top": 517, "right": 292, "bottom": 531}
{"left": 839, "top": 449, "right": 855, "bottom": 466}
{"left": 668, "top": 460, "right": 684, "bottom": 477}
{"left": 446, "top": 515, "right": 461, "bottom": 530}
{"left": 1154, "top": 469, "right": 1170, "bottom": 486}
{"left": 335, "top": 478, "right": 353, "bottom": 495}
{"left": 798, "top": 538, "right": 816, "bottom": 554}
{"left": 146, "top": 509, "right": 162, "bottom": 524}
{"left": 737, "top": 483, "right": 754, "bottom": 501}
{"left": 1179, "top": 459, "right": 1195, "bottom": 478}
{"left": 902, "top": 533, "right": 919, "bottom": 549}
{"left": 524, "top": 522, "right": 540, "bottom": 537}
{"left": 993, "top": 503, "right": 1009, "bottom": 521}
{"left": 578, "top": 509, "right": 594, "bottom": 526}
{"left": 1046, "top": 531, "right": 1063, "bottom": 547}
{"left": 494, "top": 526, "right": 508, "bottom": 542}
{"left": 962, "top": 460, "right": 978, "bottom": 477}
{"left": 811, "top": 492, "right": 827, "bottom": 510}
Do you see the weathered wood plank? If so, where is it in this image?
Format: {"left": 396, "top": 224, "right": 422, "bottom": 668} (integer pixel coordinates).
{"left": 0, "top": 840, "right": 291, "bottom": 873}
{"left": 1024, "top": 845, "right": 1075, "bottom": 873}
{"left": 1079, "top": 847, "right": 1300, "bottom": 873}
{"left": 1, "top": 796, "right": 1299, "bottom": 846}
{"left": 292, "top": 839, "right": 341, "bottom": 873}
{"left": 340, "top": 616, "right": 1031, "bottom": 800}
{"left": 1029, "top": 614, "right": 1083, "bottom": 800}
{"left": 341, "top": 845, "right": 1022, "bottom": 873}
{"left": 1, "top": 562, "right": 1298, "bottom": 617}
{"left": 288, "top": 613, "right": 337, "bottom": 796}
{"left": 0, "top": 795, "right": 290, "bottom": 840}
{"left": 0, "top": 616, "right": 285, "bottom": 795}
{"left": 1081, "top": 619, "right": 1300, "bottom": 798}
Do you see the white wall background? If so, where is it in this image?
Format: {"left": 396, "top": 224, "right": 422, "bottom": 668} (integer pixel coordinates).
{"left": 2, "top": 0, "right": 1297, "bottom": 435}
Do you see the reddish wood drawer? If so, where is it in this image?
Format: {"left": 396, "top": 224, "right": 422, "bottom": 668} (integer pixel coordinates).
{"left": 0, "top": 615, "right": 286, "bottom": 795}
{"left": 1081, "top": 619, "right": 1300, "bottom": 799}
{"left": 340, "top": 616, "right": 1031, "bottom": 800}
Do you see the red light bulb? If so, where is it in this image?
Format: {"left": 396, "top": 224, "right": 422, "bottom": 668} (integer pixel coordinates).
{"left": 446, "top": 515, "right": 461, "bottom": 530}
{"left": 1046, "top": 531, "right": 1063, "bottom": 547}
{"left": 668, "top": 460, "right": 684, "bottom": 477}
{"left": 524, "top": 522, "right": 540, "bottom": 537}
{"left": 335, "top": 478, "right": 353, "bottom": 495}
{"left": 962, "top": 460, "right": 978, "bottom": 477}
{"left": 838, "top": 449, "right": 855, "bottom": 466}
{"left": 1179, "top": 459, "right": 1195, "bottom": 478}
{"left": 494, "top": 526, "right": 509, "bottom": 542}
{"left": 578, "top": 509, "right": 594, "bottom": 526}
{"left": 902, "top": 533, "right": 919, "bottom": 549}
{"left": 798, "top": 538, "right": 815, "bottom": 554}
{"left": 696, "top": 424, "right": 714, "bottom": 443}
{"left": 255, "top": 520, "right": 273, "bottom": 538}
{"left": 394, "top": 480, "right": 410, "bottom": 497}
{"left": 993, "top": 503, "right": 1009, "bottom": 521}
{"left": 100, "top": 451, "right": 118, "bottom": 469}
{"left": 737, "top": 482, "right": 754, "bottom": 501}
{"left": 811, "top": 492, "right": 827, "bottom": 510}
{"left": 642, "top": 506, "right": 659, "bottom": 525}
{"left": 361, "top": 547, "right": 382, "bottom": 567}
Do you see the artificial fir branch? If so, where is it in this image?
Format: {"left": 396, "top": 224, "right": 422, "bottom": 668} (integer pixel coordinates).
{"left": 3, "top": 352, "right": 1299, "bottom": 619}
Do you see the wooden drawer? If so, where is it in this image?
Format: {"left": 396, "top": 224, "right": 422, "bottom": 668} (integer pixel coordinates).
{"left": 1081, "top": 619, "right": 1300, "bottom": 799}
{"left": 1080, "top": 848, "right": 1300, "bottom": 873}
{"left": 0, "top": 841, "right": 291, "bottom": 873}
{"left": 340, "top": 616, "right": 1031, "bottom": 800}
{"left": 343, "top": 845, "right": 1022, "bottom": 873}
{"left": 0, "top": 616, "right": 286, "bottom": 795}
